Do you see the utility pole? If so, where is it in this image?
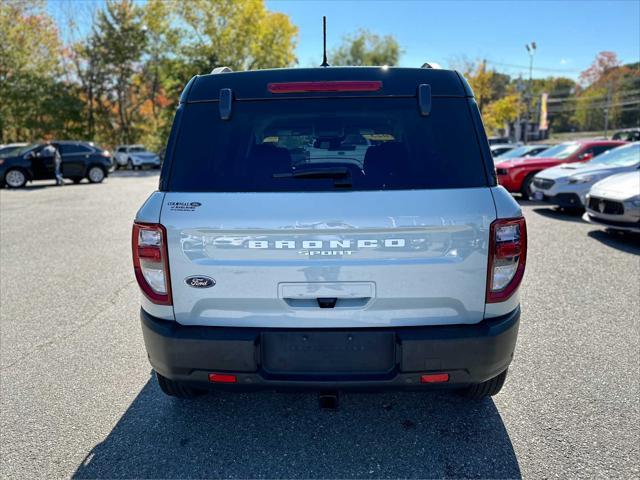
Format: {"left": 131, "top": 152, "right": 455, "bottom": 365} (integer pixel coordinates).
{"left": 525, "top": 42, "right": 537, "bottom": 144}
{"left": 604, "top": 82, "right": 613, "bottom": 138}
{"left": 516, "top": 76, "right": 524, "bottom": 142}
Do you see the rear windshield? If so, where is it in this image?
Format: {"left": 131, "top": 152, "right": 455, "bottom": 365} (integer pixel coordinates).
{"left": 167, "top": 97, "right": 487, "bottom": 191}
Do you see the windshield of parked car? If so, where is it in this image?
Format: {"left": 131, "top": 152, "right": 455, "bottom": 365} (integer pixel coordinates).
{"left": 534, "top": 142, "right": 580, "bottom": 159}
{"left": 500, "top": 145, "right": 544, "bottom": 159}
{"left": 129, "top": 146, "right": 146, "bottom": 153}
{"left": 167, "top": 97, "right": 488, "bottom": 192}
{"left": 589, "top": 143, "right": 640, "bottom": 167}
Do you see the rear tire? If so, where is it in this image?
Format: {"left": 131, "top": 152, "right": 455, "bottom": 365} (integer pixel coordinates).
{"left": 156, "top": 371, "right": 206, "bottom": 399}
{"left": 459, "top": 369, "right": 508, "bottom": 399}
{"left": 87, "top": 166, "right": 105, "bottom": 183}
{"left": 520, "top": 173, "right": 536, "bottom": 199}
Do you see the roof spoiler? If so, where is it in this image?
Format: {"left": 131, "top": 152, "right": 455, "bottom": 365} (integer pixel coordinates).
{"left": 211, "top": 66, "right": 233, "bottom": 74}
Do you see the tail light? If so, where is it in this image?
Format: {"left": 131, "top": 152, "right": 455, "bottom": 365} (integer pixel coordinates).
{"left": 486, "top": 217, "right": 527, "bottom": 303}
{"left": 132, "top": 222, "right": 172, "bottom": 305}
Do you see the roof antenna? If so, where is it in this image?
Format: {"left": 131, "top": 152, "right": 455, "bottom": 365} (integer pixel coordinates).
{"left": 320, "top": 16, "right": 329, "bottom": 67}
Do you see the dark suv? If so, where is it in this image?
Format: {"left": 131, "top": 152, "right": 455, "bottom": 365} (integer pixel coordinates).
{"left": 0, "top": 141, "right": 112, "bottom": 188}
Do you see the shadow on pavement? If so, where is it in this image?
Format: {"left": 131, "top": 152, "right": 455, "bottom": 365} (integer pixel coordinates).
{"left": 111, "top": 169, "right": 160, "bottom": 178}
{"left": 587, "top": 229, "right": 640, "bottom": 255}
{"left": 531, "top": 207, "right": 585, "bottom": 224}
{"left": 73, "top": 373, "right": 520, "bottom": 479}
{"left": 3, "top": 181, "right": 96, "bottom": 191}
{"left": 516, "top": 197, "right": 546, "bottom": 208}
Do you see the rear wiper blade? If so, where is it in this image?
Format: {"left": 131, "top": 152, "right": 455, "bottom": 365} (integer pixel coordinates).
{"left": 273, "top": 167, "right": 350, "bottom": 179}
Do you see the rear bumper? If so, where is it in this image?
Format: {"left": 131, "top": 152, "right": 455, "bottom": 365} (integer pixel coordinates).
{"left": 141, "top": 307, "right": 520, "bottom": 390}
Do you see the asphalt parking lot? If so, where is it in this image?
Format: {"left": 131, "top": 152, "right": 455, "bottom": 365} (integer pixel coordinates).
{"left": 1, "top": 172, "right": 638, "bottom": 479}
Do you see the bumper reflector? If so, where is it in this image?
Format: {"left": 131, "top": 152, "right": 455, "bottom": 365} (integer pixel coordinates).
{"left": 420, "top": 373, "right": 449, "bottom": 384}
{"left": 208, "top": 373, "right": 237, "bottom": 384}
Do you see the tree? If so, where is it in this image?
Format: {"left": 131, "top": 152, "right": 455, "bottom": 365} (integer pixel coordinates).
{"left": 483, "top": 94, "right": 522, "bottom": 133}
{"left": 533, "top": 77, "right": 578, "bottom": 132}
{"left": 139, "top": 0, "right": 299, "bottom": 149}
{"left": 572, "top": 53, "right": 640, "bottom": 131}
{"left": 331, "top": 29, "right": 401, "bottom": 66}
{"left": 579, "top": 51, "right": 621, "bottom": 86}
{"left": 89, "top": 0, "right": 148, "bottom": 144}
{"left": 456, "top": 60, "right": 512, "bottom": 113}
{"left": 0, "top": 0, "right": 75, "bottom": 142}
{"left": 174, "top": 0, "right": 297, "bottom": 73}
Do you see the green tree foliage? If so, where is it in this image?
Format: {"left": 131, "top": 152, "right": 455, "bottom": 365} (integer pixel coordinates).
{"left": 483, "top": 94, "right": 522, "bottom": 133}
{"left": 572, "top": 52, "right": 640, "bottom": 132}
{"left": 2, "top": 0, "right": 298, "bottom": 149}
{"left": 532, "top": 77, "right": 576, "bottom": 132}
{"left": 331, "top": 29, "right": 401, "bottom": 66}
{"left": 460, "top": 61, "right": 523, "bottom": 133}
{"left": 84, "top": 0, "right": 148, "bottom": 145}
{"left": 0, "top": 0, "right": 82, "bottom": 142}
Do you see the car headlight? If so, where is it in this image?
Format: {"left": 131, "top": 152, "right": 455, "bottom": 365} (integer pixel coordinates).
{"left": 628, "top": 195, "right": 640, "bottom": 207}
{"left": 568, "top": 175, "right": 595, "bottom": 184}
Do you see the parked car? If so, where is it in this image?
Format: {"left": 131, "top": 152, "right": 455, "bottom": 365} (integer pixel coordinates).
{"left": 133, "top": 66, "right": 526, "bottom": 401}
{"left": 490, "top": 143, "right": 520, "bottom": 157}
{"left": 114, "top": 145, "right": 161, "bottom": 170}
{"left": 531, "top": 143, "right": 640, "bottom": 208}
{"left": 0, "top": 143, "right": 29, "bottom": 158}
{"left": 0, "top": 141, "right": 112, "bottom": 188}
{"left": 495, "top": 144, "right": 550, "bottom": 160}
{"left": 487, "top": 136, "right": 510, "bottom": 145}
{"left": 612, "top": 128, "right": 640, "bottom": 142}
{"left": 495, "top": 139, "right": 626, "bottom": 198}
{"left": 584, "top": 172, "right": 640, "bottom": 234}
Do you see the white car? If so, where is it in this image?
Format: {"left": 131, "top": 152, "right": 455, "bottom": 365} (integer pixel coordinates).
{"left": 531, "top": 142, "right": 639, "bottom": 208}
{"left": 114, "top": 145, "right": 161, "bottom": 170}
{"left": 584, "top": 171, "right": 640, "bottom": 234}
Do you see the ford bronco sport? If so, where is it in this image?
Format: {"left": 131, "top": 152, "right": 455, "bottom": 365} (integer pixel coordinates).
{"left": 133, "top": 66, "right": 526, "bottom": 400}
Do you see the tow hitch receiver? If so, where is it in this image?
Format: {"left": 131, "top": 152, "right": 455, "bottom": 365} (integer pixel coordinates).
{"left": 319, "top": 391, "right": 339, "bottom": 410}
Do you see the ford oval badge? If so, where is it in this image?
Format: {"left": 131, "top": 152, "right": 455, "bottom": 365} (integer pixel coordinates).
{"left": 185, "top": 276, "right": 216, "bottom": 288}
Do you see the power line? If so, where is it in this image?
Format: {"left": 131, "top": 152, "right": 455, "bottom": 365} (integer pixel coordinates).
{"left": 484, "top": 59, "right": 582, "bottom": 73}
{"left": 547, "top": 89, "right": 640, "bottom": 104}
{"left": 547, "top": 99, "right": 640, "bottom": 114}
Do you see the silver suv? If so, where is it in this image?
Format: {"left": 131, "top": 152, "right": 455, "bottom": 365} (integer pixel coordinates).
{"left": 132, "top": 66, "right": 527, "bottom": 401}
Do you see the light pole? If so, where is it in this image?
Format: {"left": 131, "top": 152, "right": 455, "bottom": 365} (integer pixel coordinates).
{"left": 525, "top": 42, "right": 536, "bottom": 143}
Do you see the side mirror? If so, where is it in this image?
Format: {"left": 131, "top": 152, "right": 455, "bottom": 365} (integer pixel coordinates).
{"left": 579, "top": 152, "right": 593, "bottom": 161}
{"left": 25, "top": 151, "right": 35, "bottom": 159}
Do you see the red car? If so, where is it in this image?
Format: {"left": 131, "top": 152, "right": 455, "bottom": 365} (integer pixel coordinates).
{"left": 495, "top": 140, "right": 627, "bottom": 198}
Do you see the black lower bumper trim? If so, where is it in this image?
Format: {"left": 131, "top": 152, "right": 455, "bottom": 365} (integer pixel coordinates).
{"left": 543, "top": 193, "right": 584, "bottom": 208}
{"left": 141, "top": 308, "right": 520, "bottom": 390}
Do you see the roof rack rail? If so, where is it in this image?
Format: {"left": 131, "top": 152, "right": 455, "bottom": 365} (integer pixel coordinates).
{"left": 211, "top": 66, "right": 233, "bottom": 74}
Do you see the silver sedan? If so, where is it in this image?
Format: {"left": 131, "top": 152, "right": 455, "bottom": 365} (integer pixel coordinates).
{"left": 584, "top": 171, "right": 640, "bottom": 233}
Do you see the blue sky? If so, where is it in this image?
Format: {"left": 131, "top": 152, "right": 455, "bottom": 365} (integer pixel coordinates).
{"left": 49, "top": 0, "right": 640, "bottom": 79}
